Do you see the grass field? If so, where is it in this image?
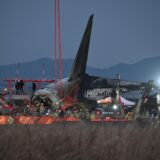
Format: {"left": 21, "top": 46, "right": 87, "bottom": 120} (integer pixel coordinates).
{"left": 0, "top": 122, "right": 160, "bottom": 160}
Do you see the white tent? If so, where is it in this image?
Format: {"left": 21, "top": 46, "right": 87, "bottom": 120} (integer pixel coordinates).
{"left": 97, "top": 96, "right": 135, "bottom": 107}
{"left": 119, "top": 96, "right": 135, "bottom": 106}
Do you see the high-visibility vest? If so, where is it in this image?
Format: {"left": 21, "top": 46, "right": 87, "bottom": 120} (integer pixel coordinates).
{"left": 8, "top": 116, "right": 14, "bottom": 124}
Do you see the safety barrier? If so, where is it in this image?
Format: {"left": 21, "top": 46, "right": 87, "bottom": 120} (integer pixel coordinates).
{"left": 0, "top": 116, "right": 9, "bottom": 124}
{"left": 0, "top": 116, "right": 129, "bottom": 124}
{"left": 0, "top": 116, "right": 81, "bottom": 124}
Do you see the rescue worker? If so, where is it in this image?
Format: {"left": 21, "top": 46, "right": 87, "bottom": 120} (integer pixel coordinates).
{"left": 15, "top": 81, "right": 20, "bottom": 94}
{"left": 8, "top": 116, "right": 14, "bottom": 124}
{"left": 32, "top": 82, "right": 36, "bottom": 93}
{"left": 19, "top": 80, "right": 24, "bottom": 93}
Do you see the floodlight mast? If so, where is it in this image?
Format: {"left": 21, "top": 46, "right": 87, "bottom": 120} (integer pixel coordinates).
{"left": 111, "top": 74, "right": 121, "bottom": 104}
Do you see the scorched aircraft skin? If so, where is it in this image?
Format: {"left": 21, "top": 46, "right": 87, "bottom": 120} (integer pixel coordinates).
{"left": 34, "top": 14, "right": 146, "bottom": 102}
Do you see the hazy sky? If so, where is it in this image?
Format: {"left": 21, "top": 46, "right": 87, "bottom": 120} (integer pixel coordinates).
{"left": 0, "top": 0, "right": 160, "bottom": 68}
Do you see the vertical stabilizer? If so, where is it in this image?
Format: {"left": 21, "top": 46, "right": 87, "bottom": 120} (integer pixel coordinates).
{"left": 69, "top": 14, "right": 94, "bottom": 81}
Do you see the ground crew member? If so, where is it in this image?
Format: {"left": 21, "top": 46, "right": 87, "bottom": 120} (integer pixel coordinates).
{"left": 8, "top": 116, "right": 14, "bottom": 124}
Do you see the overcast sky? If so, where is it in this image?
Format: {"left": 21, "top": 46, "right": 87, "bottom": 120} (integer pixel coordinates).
{"left": 0, "top": 0, "right": 160, "bottom": 68}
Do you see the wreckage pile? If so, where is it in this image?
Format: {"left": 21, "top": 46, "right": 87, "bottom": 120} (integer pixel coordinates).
{"left": 0, "top": 93, "right": 131, "bottom": 124}
{"left": 0, "top": 80, "right": 159, "bottom": 124}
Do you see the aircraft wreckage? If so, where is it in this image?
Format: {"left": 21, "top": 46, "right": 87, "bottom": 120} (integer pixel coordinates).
{"left": 0, "top": 15, "right": 160, "bottom": 123}
{"left": 31, "top": 14, "right": 160, "bottom": 121}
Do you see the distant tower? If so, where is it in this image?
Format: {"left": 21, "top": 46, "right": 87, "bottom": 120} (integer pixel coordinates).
{"left": 42, "top": 63, "right": 46, "bottom": 82}
{"left": 16, "top": 63, "right": 20, "bottom": 81}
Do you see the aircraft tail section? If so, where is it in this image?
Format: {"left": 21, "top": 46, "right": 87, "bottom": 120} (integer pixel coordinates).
{"left": 69, "top": 14, "right": 94, "bottom": 81}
